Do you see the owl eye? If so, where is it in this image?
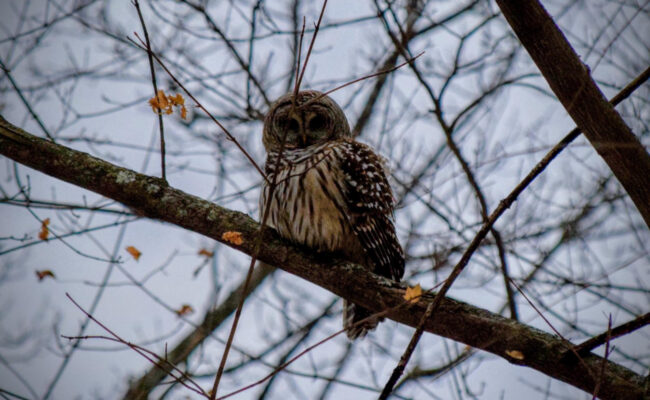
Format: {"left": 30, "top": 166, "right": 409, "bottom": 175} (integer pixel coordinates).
{"left": 279, "top": 117, "right": 300, "bottom": 133}
{"left": 308, "top": 115, "right": 327, "bottom": 131}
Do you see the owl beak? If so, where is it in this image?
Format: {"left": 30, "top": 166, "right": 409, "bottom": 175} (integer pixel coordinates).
{"left": 294, "top": 116, "right": 307, "bottom": 146}
{"left": 286, "top": 110, "right": 310, "bottom": 147}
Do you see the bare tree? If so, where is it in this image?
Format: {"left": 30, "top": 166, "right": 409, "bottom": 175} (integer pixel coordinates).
{"left": 0, "top": 1, "right": 648, "bottom": 399}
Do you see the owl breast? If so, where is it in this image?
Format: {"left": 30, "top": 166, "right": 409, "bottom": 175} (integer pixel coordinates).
{"left": 261, "top": 146, "right": 352, "bottom": 253}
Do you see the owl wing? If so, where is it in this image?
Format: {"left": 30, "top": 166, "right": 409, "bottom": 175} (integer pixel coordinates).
{"left": 336, "top": 139, "right": 405, "bottom": 281}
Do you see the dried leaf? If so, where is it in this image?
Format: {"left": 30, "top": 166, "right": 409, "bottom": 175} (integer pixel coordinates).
{"left": 35, "top": 270, "right": 55, "bottom": 281}
{"left": 404, "top": 284, "right": 422, "bottom": 303}
{"left": 175, "top": 304, "right": 194, "bottom": 316}
{"left": 198, "top": 248, "right": 214, "bottom": 258}
{"left": 158, "top": 90, "right": 169, "bottom": 110}
{"left": 126, "top": 245, "right": 142, "bottom": 261}
{"left": 38, "top": 218, "right": 50, "bottom": 240}
{"left": 148, "top": 89, "right": 167, "bottom": 114}
{"left": 506, "top": 350, "right": 524, "bottom": 360}
{"left": 148, "top": 97, "right": 159, "bottom": 112}
{"left": 148, "top": 90, "right": 187, "bottom": 119}
{"left": 222, "top": 231, "right": 243, "bottom": 246}
{"left": 170, "top": 93, "right": 185, "bottom": 106}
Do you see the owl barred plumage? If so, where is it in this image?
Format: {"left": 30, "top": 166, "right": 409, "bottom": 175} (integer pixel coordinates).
{"left": 260, "top": 90, "right": 404, "bottom": 339}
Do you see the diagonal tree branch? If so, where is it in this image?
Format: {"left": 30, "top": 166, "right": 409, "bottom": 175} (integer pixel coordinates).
{"left": 0, "top": 116, "right": 646, "bottom": 399}
{"left": 495, "top": 0, "right": 650, "bottom": 228}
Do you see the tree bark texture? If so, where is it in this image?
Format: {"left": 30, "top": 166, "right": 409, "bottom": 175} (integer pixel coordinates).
{"left": 0, "top": 117, "right": 646, "bottom": 399}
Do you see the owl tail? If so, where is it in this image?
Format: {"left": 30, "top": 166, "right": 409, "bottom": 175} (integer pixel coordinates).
{"left": 343, "top": 300, "right": 384, "bottom": 339}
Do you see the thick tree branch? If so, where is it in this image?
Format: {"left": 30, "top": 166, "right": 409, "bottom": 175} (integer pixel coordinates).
{"left": 495, "top": 0, "right": 650, "bottom": 228}
{"left": 0, "top": 117, "right": 646, "bottom": 400}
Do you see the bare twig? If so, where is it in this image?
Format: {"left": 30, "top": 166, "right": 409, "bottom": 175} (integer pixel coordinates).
{"left": 379, "top": 301, "right": 435, "bottom": 399}
{"left": 295, "top": 0, "right": 328, "bottom": 94}
{"left": 592, "top": 316, "right": 613, "bottom": 399}
{"left": 0, "top": 58, "right": 55, "bottom": 141}
{"left": 414, "top": 64, "right": 650, "bottom": 332}
{"left": 374, "top": 3, "right": 519, "bottom": 321}
{"left": 64, "top": 294, "right": 208, "bottom": 397}
{"left": 217, "top": 295, "right": 419, "bottom": 400}
{"left": 291, "top": 18, "right": 306, "bottom": 106}
{"left": 176, "top": 0, "right": 271, "bottom": 106}
{"left": 576, "top": 313, "right": 650, "bottom": 355}
{"left": 132, "top": 0, "right": 167, "bottom": 182}
{"left": 128, "top": 34, "right": 268, "bottom": 182}
{"left": 299, "top": 52, "right": 424, "bottom": 110}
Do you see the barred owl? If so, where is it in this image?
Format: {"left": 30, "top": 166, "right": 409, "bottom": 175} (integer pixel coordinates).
{"left": 260, "top": 90, "right": 404, "bottom": 339}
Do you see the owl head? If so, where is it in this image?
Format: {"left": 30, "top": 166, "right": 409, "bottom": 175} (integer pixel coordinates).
{"left": 263, "top": 90, "right": 351, "bottom": 151}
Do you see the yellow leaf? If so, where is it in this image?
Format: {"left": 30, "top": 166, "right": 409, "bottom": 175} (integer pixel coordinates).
{"left": 158, "top": 90, "right": 169, "bottom": 110}
{"left": 175, "top": 304, "right": 194, "bottom": 316}
{"left": 38, "top": 218, "right": 50, "bottom": 240}
{"left": 35, "top": 270, "right": 55, "bottom": 281}
{"left": 148, "top": 89, "right": 167, "bottom": 114}
{"left": 506, "top": 350, "right": 524, "bottom": 360}
{"left": 126, "top": 246, "right": 142, "bottom": 261}
{"left": 149, "top": 90, "right": 186, "bottom": 119}
{"left": 198, "top": 248, "right": 214, "bottom": 257}
{"left": 148, "top": 97, "right": 159, "bottom": 113}
{"left": 222, "top": 231, "right": 243, "bottom": 246}
{"left": 404, "top": 284, "right": 422, "bottom": 303}
{"left": 170, "top": 93, "right": 185, "bottom": 106}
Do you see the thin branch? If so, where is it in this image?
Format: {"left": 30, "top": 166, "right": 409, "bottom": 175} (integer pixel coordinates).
{"left": 575, "top": 313, "right": 650, "bottom": 355}
{"left": 418, "top": 64, "right": 650, "bottom": 333}
{"left": 0, "top": 58, "right": 55, "bottom": 141}
{"left": 132, "top": 0, "right": 167, "bottom": 182}
{"left": 299, "top": 52, "right": 424, "bottom": 110}
{"left": 176, "top": 0, "right": 270, "bottom": 106}
{"left": 128, "top": 34, "right": 268, "bottom": 183}
{"left": 295, "top": 0, "right": 328, "bottom": 93}
{"left": 42, "top": 225, "right": 127, "bottom": 399}
{"left": 592, "top": 316, "right": 613, "bottom": 400}
{"left": 64, "top": 294, "right": 208, "bottom": 396}
{"left": 123, "top": 265, "right": 274, "bottom": 399}
{"left": 379, "top": 301, "right": 434, "bottom": 399}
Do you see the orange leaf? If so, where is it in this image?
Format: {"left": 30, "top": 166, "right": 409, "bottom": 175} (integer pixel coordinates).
{"left": 149, "top": 90, "right": 186, "bottom": 119}
{"left": 506, "top": 350, "right": 524, "bottom": 360}
{"left": 175, "top": 304, "right": 194, "bottom": 316}
{"left": 38, "top": 218, "right": 50, "bottom": 240}
{"left": 126, "top": 246, "right": 142, "bottom": 261}
{"left": 148, "top": 90, "right": 162, "bottom": 113}
{"left": 158, "top": 90, "right": 169, "bottom": 109}
{"left": 403, "top": 284, "right": 422, "bottom": 303}
{"left": 170, "top": 93, "right": 185, "bottom": 106}
{"left": 149, "top": 89, "right": 171, "bottom": 114}
{"left": 198, "top": 248, "right": 214, "bottom": 257}
{"left": 222, "top": 231, "right": 243, "bottom": 246}
{"left": 35, "top": 270, "right": 55, "bottom": 281}
{"left": 148, "top": 97, "right": 159, "bottom": 112}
